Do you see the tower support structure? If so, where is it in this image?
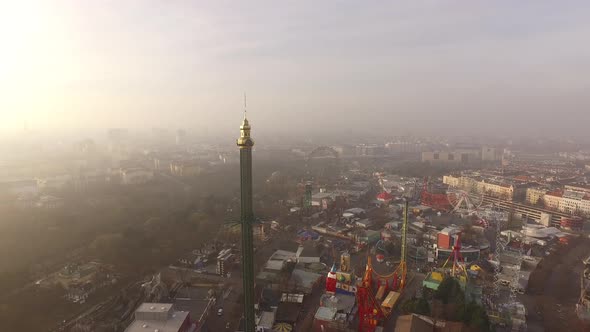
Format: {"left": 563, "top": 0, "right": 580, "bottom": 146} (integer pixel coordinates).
{"left": 237, "top": 103, "right": 255, "bottom": 332}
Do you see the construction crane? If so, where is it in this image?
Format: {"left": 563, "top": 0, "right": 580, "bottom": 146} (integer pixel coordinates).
{"left": 356, "top": 199, "right": 409, "bottom": 331}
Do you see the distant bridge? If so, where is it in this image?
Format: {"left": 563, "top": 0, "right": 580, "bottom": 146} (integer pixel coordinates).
{"left": 308, "top": 146, "right": 339, "bottom": 159}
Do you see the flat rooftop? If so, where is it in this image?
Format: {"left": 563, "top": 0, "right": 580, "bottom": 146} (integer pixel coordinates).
{"left": 320, "top": 293, "right": 356, "bottom": 314}
{"left": 136, "top": 303, "right": 173, "bottom": 315}
{"left": 125, "top": 303, "right": 190, "bottom": 332}
{"left": 315, "top": 306, "right": 337, "bottom": 321}
{"left": 265, "top": 260, "right": 285, "bottom": 271}
{"left": 290, "top": 269, "right": 321, "bottom": 290}
{"left": 174, "top": 287, "right": 213, "bottom": 323}
{"left": 269, "top": 250, "right": 297, "bottom": 261}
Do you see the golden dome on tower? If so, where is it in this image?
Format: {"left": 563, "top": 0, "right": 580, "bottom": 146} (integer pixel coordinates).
{"left": 241, "top": 117, "right": 251, "bottom": 130}
{"left": 237, "top": 94, "right": 254, "bottom": 148}
{"left": 237, "top": 113, "right": 254, "bottom": 148}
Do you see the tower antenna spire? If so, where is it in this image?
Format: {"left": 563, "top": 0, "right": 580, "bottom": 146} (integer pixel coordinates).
{"left": 244, "top": 92, "right": 247, "bottom": 119}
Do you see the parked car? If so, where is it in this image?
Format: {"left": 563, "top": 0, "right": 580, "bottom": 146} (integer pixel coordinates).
{"left": 217, "top": 308, "right": 224, "bottom": 316}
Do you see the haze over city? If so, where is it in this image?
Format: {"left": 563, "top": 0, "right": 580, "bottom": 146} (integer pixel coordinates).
{"left": 2, "top": 2, "right": 590, "bottom": 332}
{"left": 1, "top": 1, "right": 590, "bottom": 138}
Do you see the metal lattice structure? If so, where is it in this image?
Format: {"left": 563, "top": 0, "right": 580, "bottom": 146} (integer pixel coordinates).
{"left": 508, "top": 250, "right": 523, "bottom": 305}
{"left": 411, "top": 178, "right": 421, "bottom": 202}
{"left": 356, "top": 256, "right": 382, "bottom": 332}
{"left": 304, "top": 181, "right": 312, "bottom": 209}
{"left": 492, "top": 211, "right": 505, "bottom": 301}
{"left": 398, "top": 200, "right": 409, "bottom": 290}
{"left": 483, "top": 208, "right": 522, "bottom": 325}
{"left": 507, "top": 213, "right": 525, "bottom": 305}
{"left": 446, "top": 187, "right": 484, "bottom": 216}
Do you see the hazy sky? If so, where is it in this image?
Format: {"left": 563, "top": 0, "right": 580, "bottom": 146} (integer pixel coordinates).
{"left": 1, "top": 1, "right": 589, "bottom": 137}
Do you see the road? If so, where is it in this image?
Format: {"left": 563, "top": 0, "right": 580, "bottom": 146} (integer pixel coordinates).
{"left": 523, "top": 237, "right": 590, "bottom": 332}
{"left": 203, "top": 230, "right": 297, "bottom": 331}
{"left": 295, "top": 279, "right": 326, "bottom": 332}
{"left": 204, "top": 284, "right": 240, "bottom": 332}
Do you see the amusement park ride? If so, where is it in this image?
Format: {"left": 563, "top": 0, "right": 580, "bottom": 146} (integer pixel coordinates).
{"left": 420, "top": 177, "right": 485, "bottom": 216}
{"left": 356, "top": 199, "right": 409, "bottom": 331}
{"left": 338, "top": 175, "right": 520, "bottom": 330}
{"left": 420, "top": 177, "right": 451, "bottom": 211}
{"left": 423, "top": 227, "right": 470, "bottom": 294}
{"left": 446, "top": 187, "right": 484, "bottom": 216}
{"left": 440, "top": 233, "right": 468, "bottom": 285}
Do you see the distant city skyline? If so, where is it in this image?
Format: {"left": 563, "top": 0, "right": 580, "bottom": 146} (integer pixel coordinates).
{"left": 1, "top": 1, "right": 590, "bottom": 137}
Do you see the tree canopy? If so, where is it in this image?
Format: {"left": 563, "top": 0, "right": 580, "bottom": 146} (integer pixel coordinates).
{"left": 431, "top": 277, "right": 492, "bottom": 332}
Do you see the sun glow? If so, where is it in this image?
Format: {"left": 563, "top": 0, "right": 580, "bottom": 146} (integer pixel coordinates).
{"left": 0, "top": 1, "right": 74, "bottom": 128}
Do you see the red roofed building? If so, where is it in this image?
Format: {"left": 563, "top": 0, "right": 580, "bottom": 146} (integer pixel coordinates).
{"left": 514, "top": 175, "right": 531, "bottom": 182}
{"left": 546, "top": 190, "right": 563, "bottom": 197}
{"left": 377, "top": 191, "right": 394, "bottom": 202}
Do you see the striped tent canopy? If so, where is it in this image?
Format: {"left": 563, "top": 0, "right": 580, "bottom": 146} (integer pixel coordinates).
{"left": 273, "top": 322, "right": 293, "bottom": 332}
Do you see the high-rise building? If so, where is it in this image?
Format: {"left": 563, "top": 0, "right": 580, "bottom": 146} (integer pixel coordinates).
{"left": 237, "top": 108, "right": 255, "bottom": 332}
{"left": 107, "top": 128, "right": 129, "bottom": 143}
{"left": 481, "top": 146, "right": 502, "bottom": 161}
{"left": 176, "top": 129, "right": 187, "bottom": 145}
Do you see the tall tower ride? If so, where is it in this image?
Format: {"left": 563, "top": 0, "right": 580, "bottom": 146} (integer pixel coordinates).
{"left": 304, "top": 181, "right": 313, "bottom": 210}
{"left": 237, "top": 97, "right": 255, "bottom": 332}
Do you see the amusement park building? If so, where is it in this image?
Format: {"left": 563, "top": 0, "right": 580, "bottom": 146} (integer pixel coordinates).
{"left": 435, "top": 227, "right": 489, "bottom": 262}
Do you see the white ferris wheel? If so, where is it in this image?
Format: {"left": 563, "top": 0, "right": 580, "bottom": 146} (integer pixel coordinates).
{"left": 446, "top": 187, "right": 484, "bottom": 216}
